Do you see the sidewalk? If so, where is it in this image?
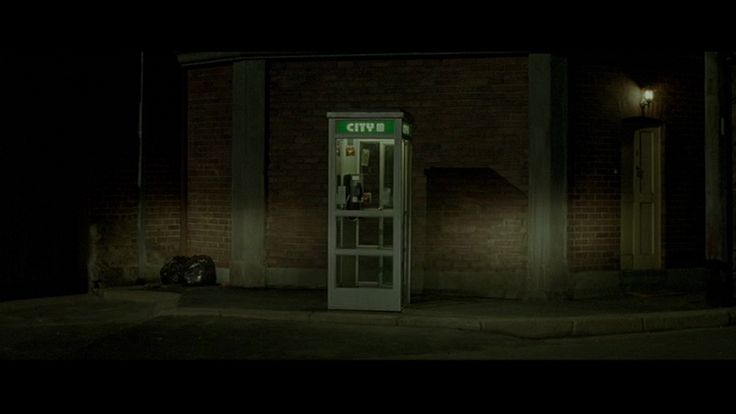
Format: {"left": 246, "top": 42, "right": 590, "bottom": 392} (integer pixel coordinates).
{"left": 92, "top": 285, "right": 736, "bottom": 339}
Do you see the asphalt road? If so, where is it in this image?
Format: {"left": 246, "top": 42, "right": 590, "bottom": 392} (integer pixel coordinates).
{"left": 2, "top": 312, "right": 736, "bottom": 360}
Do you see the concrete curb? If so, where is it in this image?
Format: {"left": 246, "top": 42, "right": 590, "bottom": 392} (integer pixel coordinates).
{"left": 12, "top": 288, "right": 728, "bottom": 340}
{"left": 310, "top": 311, "right": 399, "bottom": 326}
{"left": 0, "top": 294, "right": 94, "bottom": 312}
{"left": 157, "top": 307, "right": 313, "bottom": 323}
{"left": 480, "top": 318, "right": 574, "bottom": 339}
{"left": 0, "top": 289, "right": 180, "bottom": 321}
{"left": 640, "top": 309, "right": 733, "bottom": 332}
{"left": 102, "top": 288, "right": 181, "bottom": 317}
{"left": 155, "top": 305, "right": 736, "bottom": 339}
{"left": 572, "top": 314, "right": 645, "bottom": 337}
{"left": 398, "top": 315, "right": 481, "bottom": 331}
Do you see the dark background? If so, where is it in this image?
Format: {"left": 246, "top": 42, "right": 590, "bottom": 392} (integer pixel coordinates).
{"left": 1, "top": 50, "right": 181, "bottom": 300}
{"left": 0, "top": 10, "right": 729, "bottom": 301}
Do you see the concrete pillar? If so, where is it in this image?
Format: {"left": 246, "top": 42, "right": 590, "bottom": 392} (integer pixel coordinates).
{"left": 136, "top": 51, "right": 147, "bottom": 282}
{"left": 230, "top": 60, "right": 266, "bottom": 287}
{"left": 704, "top": 52, "right": 734, "bottom": 305}
{"left": 732, "top": 58, "right": 736, "bottom": 300}
{"left": 526, "top": 54, "right": 569, "bottom": 299}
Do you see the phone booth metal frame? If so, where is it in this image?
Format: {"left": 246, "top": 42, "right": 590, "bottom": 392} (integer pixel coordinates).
{"left": 327, "top": 111, "right": 412, "bottom": 311}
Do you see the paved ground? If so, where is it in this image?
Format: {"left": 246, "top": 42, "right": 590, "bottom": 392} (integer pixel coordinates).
{"left": 154, "top": 286, "right": 736, "bottom": 340}
{"left": 3, "top": 309, "right": 736, "bottom": 360}
{"left": 172, "top": 285, "right": 715, "bottom": 316}
{"left": 1, "top": 286, "right": 735, "bottom": 360}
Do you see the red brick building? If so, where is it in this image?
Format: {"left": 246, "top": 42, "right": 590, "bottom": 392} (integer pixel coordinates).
{"left": 84, "top": 50, "right": 734, "bottom": 302}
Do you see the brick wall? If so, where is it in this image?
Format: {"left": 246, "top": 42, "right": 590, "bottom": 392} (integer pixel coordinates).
{"left": 71, "top": 52, "right": 712, "bottom": 295}
{"left": 186, "top": 65, "right": 233, "bottom": 268}
{"left": 425, "top": 168, "right": 527, "bottom": 276}
{"left": 89, "top": 164, "right": 139, "bottom": 284}
{"left": 267, "top": 57, "right": 528, "bottom": 279}
{"left": 142, "top": 53, "right": 185, "bottom": 273}
{"left": 731, "top": 61, "right": 735, "bottom": 278}
{"left": 655, "top": 57, "right": 705, "bottom": 268}
{"left": 567, "top": 54, "right": 704, "bottom": 272}
{"left": 567, "top": 60, "right": 628, "bottom": 272}
{"left": 87, "top": 54, "right": 144, "bottom": 285}
{"left": 88, "top": 52, "right": 185, "bottom": 285}
{"left": 143, "top": 147, "right": 182, "bottom": 270}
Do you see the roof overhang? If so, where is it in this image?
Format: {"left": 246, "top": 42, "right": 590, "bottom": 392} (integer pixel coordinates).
{"left": 176, "top": 50, "right": 531, "bottom": 67}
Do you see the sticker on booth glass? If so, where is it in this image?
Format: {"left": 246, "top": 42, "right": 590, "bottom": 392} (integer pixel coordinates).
{"left": 361, "top": 148, "right": 370, "bottom": 166}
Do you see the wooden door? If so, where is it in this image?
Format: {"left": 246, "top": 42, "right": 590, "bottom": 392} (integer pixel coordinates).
{"left": 631, "top": 127, "right": 662, "bottom": 269}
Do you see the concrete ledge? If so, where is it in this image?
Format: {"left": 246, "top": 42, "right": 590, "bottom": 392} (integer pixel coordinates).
{"left": 423, "top": 271, "right": 524, "bottom": 299}
{"left": 310, "top": 311, "right": 400, "bottom": 326}
{"left": 642, "top": 309, "right": 732, "bottom": 332}
{"left": 158, "top": 307, "right": 314, "bottom": 323}
{"left": 152, "top": 305, "right": 736, "bottom": 340}
{"left": 102, "top": 288, "right": 181, "bottom": 311}
{"left": 266, "top": 268, "right": 326, "bottom": 289}
{"left": 620, "top": 268, "right": 708, "bottom": 292}
{"left": 664, "top": 268, "right": 706, "bottom": 291}
{"left": 570, "top": 268, "right": 709, "bottom": 299}
{"left": 222, "top": 308, "right": 311, "bottom": 323}
{"left": 398, "top": 315, "right": 481, "bottom": 331}
{"left": 481, "top": 318, "right": 574, "bottom": 339}
{"left": 570, "top": 271, "right": 622, "bottom": 299}
{"left": 159, "top": 307, "right": 221, "bottom": 317}
{"left": 573, "top": 315, "right": 644, "bottom": 336}
{"left": 75, "top": 287, "right": 736, "bottom": 339}
{"left": 0, "top": 294, "right": 92, "bottom": 312}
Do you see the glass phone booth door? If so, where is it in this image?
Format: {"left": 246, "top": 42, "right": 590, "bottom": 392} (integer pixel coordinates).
{"left": 327, "top": 112, "right": 412, "bottom": 311}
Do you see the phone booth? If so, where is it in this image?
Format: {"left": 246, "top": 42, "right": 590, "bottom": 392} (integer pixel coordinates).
{"left": 327, "top": 111, "right": 412, "bottom": 311}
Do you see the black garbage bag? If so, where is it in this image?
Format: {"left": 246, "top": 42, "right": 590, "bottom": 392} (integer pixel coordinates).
{"left": 182, "top": 255, "right": 217, "bottom": 286}
{"left": 160, "top": 256, "right": 189, "bottom": 285}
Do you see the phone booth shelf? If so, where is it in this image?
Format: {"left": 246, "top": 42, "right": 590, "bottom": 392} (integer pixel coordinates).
{"left": 327, "top": 111, "right": 412, "bottom": 312}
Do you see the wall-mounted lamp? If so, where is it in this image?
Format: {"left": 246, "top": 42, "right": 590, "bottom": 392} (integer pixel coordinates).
{"left": 640, "top": 88, "right": 654, "bottom": 116}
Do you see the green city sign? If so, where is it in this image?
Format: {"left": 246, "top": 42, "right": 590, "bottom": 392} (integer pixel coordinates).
{"left": 335, "top": 119, "right": 395, "bottom": 135}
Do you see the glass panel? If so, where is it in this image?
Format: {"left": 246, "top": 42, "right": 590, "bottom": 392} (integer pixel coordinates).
{"left": 359, "top": 256, "right": 393, "bottom": 288}
{"left": 380, "top": 256, "right": 393, "bottom": 288}
{"left": 337, "top": 217, "right": 357, "bottom": 249}
{"left": 336, "top": 217, "right": 392, "bottom": 248}
{"left": 337, "top": 255, "right": 357, "bottom": 288}
{"left": 358, "top": 256, "right": 379, "bottom": 285}
{"left": 336, "top": 255, "right": 393, "bottom": 289}
{"left": 335, "top": 138, "right": 393, "bottom": 212}
{"left": 335, "top": 138, "right": 358, "bottom": 210}
{"left": 358, "top": 217, "right": 379, "bottom": 246}
{"left": 359, "top": 142, "right": 380, "bottom": 210}
{"left": 383, "top": 144, "right": 394, "bottom": 209}
{"left": 383, "top": 218, "right": 393, "bottom": 247}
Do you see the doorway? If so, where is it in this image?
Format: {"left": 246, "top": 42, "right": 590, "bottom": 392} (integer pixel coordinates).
{"left": 621, "top": 127, "right": 663, "bottom": 270}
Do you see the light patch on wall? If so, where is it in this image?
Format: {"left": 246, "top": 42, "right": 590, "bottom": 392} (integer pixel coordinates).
{"left": 619, "top": 77, "right": 643, "bottom": 118}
